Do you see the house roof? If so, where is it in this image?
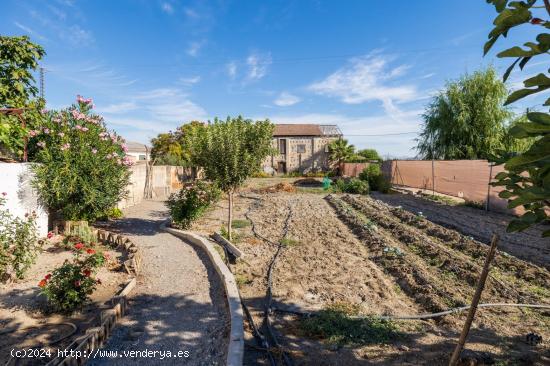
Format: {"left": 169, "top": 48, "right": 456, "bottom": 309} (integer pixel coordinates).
{"left": 273, "top": 124, "right": 341, "bottom": 137}
{"left": 125, "top": 141, "right": 150, "bottom": 153}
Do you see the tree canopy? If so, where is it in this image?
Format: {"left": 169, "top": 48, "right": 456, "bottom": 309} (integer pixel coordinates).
{"left": 192, "top": 116, "right": 274, "bottom": 239}
{"left": 417, "top": 67, "right": 511, "bottom": 160}
{"left": 328, "top": 139, "right": 355, "bottom": 174}
{"left": 150, "top": 121, "right": 205, "bottom": 166}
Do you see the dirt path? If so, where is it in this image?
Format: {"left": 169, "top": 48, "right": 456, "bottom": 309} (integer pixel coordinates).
{"left": 372, "top": 192, "right": 550, "bottom": 269}
{"left": 88, "top": 200, "right": 228, "bottom": 365}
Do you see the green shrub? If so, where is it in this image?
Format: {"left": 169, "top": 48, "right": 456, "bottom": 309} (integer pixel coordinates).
{"left": 103, "top": 207, "right": 123, "bottom": 220}
{"left": 167, "top": 181, "right": 221, "bottom": 229}
{"left": 373, "top": 175, "right": 391, "bottom": 193}
{"left": 40, "top": 247, "right": 106, "bottom": 313}
{"left": 30, "top": 96, "right": 131, "bottom": 221}
{"left": 61, "top": 224, "right": 97, "bottom": 249}
{"left": 359, "top": 164, "right": 391, "bottom": 192}
{"left": 0, "top": 193, "right": 40, "bottom": 280}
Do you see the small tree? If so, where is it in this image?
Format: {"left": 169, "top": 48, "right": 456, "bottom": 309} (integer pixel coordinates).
{"left": 193, "top": 116, "right": 274, "bottom": 240}
{"left": 357, "top": 148, "right": 381, "bottom": 161}
{"left": 484, "top": 0, "right": 550, "bottom": 236}
{"left": 328, "top": 139, "right": 355, "bottom": 175}
{"left": 417, "top": 67, "right": 511, "bottom": 160}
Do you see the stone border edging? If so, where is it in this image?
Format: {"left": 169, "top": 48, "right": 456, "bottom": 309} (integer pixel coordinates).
{"left": 45, "top": 229, "right": 142, "bottom": 366}
{"left": 160, "top": 220, "right": 244, "bottom": 366}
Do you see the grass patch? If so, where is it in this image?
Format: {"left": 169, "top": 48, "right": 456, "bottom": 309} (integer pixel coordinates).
{"left": 231, "top": 219, "right": 250, "bottom": 229}
{"left": 235, "top": 274, "right": 252, "bottom": 286}
{"left": 300, "top": 302, "right": 399, "bottom": 346}
{"left": 528, "top": 284, "right": 550, "bottom": 298}
{"left": 423, "top": 194, "right": 458, "bottom": 206}
{"left": 220, "top": 225, "right": 242, "bottom": 243}
{"left": 461, "top": 200, "right": 485, "bottom": 209}
{"left": 281, "top": 238, "right": 301, "bottom": 247}
{"left": 296, "top": 187, "right": 334, "bottom": 194}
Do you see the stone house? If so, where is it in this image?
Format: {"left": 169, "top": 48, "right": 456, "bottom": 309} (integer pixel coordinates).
{"left": 263, "top": 124, "right": 343, "bottom": 174}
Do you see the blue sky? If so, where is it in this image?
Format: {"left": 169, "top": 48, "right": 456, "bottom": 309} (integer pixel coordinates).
{"left": 2, "top": 0, "right": 547, "bottom": 157}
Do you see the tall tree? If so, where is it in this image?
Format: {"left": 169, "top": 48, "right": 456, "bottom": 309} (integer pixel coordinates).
{"left": 357, "top": 148, "right": 382, "bottom": 161}
{"left": 328, "top": 139, "right": 355, "bottom": 175}
{"left": 150, "top": 121, "right": 205, "bottom": 166}
{"left": 417, "top": 67, "right": 511, "bottom": 160}
{"left": 0, "top": 36, "right": 45, "bottom": 159}
{"left": 485, "top": 0, "right": 550, "bottom": 237}
{"left": 192, "top": 116, "right": 274, "bottom": 240}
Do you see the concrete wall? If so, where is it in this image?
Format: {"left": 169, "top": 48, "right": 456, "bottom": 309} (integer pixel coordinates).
{"left": 0, "top": 163, "right": 49, "bottom": 237}
{"left": 118, "top": 164, "right": 189, "bottom": 209}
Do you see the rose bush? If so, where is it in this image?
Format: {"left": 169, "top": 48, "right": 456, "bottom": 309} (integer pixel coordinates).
{"left": 29, "top": 96, "right": 131, "bottom": 221}
{"left": 40, "top": 242, "right": 106, "bottom": 313}
{"left": 0, "top": 193, "right": 40, "bottom": 281}
{"left": 167, "top": 180, "right": 221, "bottom": 229}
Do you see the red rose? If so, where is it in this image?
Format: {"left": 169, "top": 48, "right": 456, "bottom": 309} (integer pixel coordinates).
{"left": 83, "top": 269, "right": 91, "bottom": 277}
{"left": 45, "top": 274, "right": 52, "bottom": 280}
{"left": 86, "top": 248, "right": 96, "bottom": 254}
{"left": 74, "top": 243, "right": 84, "bottom": 250}
{"left": 531, "top": 17, "right": 544, "bottom": 24}
{"left": 74, "top": 280, "right": 81, "bottom": 287}
{"left": 47, "top": 232, "right": 54, "bottom": 239}
{"left": 38, "top": 279, "right": 47, "bottom": 288}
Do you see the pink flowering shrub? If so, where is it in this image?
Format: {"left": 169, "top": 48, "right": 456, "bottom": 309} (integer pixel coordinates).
{"left": 29, "top": 96, "right": 130, "bottom": 221}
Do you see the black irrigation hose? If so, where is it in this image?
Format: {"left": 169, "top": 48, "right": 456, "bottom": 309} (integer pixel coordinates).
{"left": 241, "top": 198, "right": 295, "bottom": 366}
{"left": 221, "top": 243, "right": 277, "bottom": 366}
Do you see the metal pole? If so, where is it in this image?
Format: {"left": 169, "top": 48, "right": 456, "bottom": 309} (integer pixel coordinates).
{"left": 485, "top": 164, "right": 493, "bottom": 211}
{"left": 449, "top": 234, "right": 499, "bottom": 366}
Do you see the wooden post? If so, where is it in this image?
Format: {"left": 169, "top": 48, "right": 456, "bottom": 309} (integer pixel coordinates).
{"left": 485, "top": 164, "right": 493, "bottom": 211}
{"left": 227, "top": 191, "right": 233, "bottom": 241}
{"left": 449, "top": 234, "right": 499, "bottom": 366}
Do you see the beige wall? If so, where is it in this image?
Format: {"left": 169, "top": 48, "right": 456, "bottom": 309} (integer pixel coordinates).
{"left": 118, "top": 165, "right": 189, "bottom": 209}
{"left": 263, "top": 136, "right": 338, "bottom": 173}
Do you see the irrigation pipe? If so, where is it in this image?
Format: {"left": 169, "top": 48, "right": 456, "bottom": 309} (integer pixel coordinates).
{"left": 273, "top": 303, "right": 550, "bottom": 321}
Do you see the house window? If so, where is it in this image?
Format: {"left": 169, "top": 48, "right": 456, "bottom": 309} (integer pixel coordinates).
{"left": 279, "top": 139, "right": 286, "bottom": 154}
{"left": 297, "top": 144, "right": 306, "bottom": 153}
{"left": 139, "top": 155, "right": 146, "bottom": 161}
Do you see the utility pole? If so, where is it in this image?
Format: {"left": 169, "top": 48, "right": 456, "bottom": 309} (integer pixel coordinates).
{"left": 39, "top": 67, "right": 45, "bottom": 101}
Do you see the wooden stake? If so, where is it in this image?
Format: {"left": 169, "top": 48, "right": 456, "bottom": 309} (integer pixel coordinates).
{"left": 449, "top": 234, "right": 499, "bottom": 366}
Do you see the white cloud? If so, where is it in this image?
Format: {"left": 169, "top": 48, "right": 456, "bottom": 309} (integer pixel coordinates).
{"left": 130, "top": 88, "right": 207, "bottom": 122}
{"left": 179, "top": 76, "right": 201, "bottom": 85}
{"left": 184, "top": 8, "right": 200, "bottom": 18}
{"left": 226, "top": 61, "right": 237, "bottom": 79}
{"left": 246, "top": 52, "right": 272, "bottom": 82}
{"left": 186, "top": 41, "right": 203, "bottom": 57}
{"left": 274, "top": 92, "right": 301, "bottom": 106}
{"left": 308, "top": 54, "right": 418, "bottom": 112}
{"left": 97, "top": 102, "right": 138, "bottom": 114}
{"left": 13, "top": 21, "right": 48, "bottom": 41}
{"left": 161, "top": 2, "right": 174, "bottom": 14}
{"left": 28, "top": 9, "right": 94, "bottom": 46}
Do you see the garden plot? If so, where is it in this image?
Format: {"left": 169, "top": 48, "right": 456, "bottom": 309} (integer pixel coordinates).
{"left": 191, "top": 184, "right": 549, "bottom": 365}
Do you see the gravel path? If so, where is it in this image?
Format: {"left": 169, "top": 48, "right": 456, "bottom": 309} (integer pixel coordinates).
{"left": 89, "top": 200, "right": 229, "bottom": 365}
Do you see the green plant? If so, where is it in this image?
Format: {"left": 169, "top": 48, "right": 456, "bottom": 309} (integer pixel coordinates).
{"left": 103, "top": 207, "right": 123, "bottom": 220}
{"left": 417, "top": 67, "right": 512, "bottom": 160}
{"left": 61, "top": 224, "right": 97, "bottom": 249}
{"left": 280, "top": 238, "right": 300, "bottom": 247}
{"left": 40, "top": 248, "right": 106, "bottom": 313}
{"left": 301, "top": 302, "right": 398, "bottom": 346}
{"left": 30, "top": 96, "right": 131, "bottom": 221}
{"left": 150, "top": 121, "right": 205, "bottom": 167}
{"left": 231, "top": 219, "right": 250, "bottom": 229}
{"left": 220, "top": 225, "right": 241, "bottom": 243}
{"left": 335, "top": 178, "right": 369, "bottom": 195}
{"left": 192, "top": 116, "right": 274, "bottom": 241}
{"left": 0, "top": 194, "right": 40, "bottom": 280}
{"left": 0, "top": 36, "right": 46, "bottom": 159}
{"left": 167, "top": 180, "right": 220, "bottom": 229}
{"left": 484, "top": 0, "right": 550, "bottom": 236}
{"left": 357, "top": 148, "right": 382, "bottom": 161}
{"left": 462, "top": 200, "right": 485, "bottom": 210}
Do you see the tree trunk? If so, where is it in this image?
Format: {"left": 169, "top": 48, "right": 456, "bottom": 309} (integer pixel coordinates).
{"left": 227, "top": 191, "right": 233, "bottom": 241}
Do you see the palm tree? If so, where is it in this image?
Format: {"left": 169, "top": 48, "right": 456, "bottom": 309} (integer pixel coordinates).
{"left": 328, "top": 139, "right": 355, "bottom": 175}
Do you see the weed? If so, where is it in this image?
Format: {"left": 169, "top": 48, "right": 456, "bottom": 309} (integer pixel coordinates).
{"left": 231, "top": 219, "right": 250, "bottom": 229}
{"left": 281, "top": 238, "right": 301, "bottom": 247}
{"left": 235, "top": 274, "right": 252, "bottom": 286}
{"left": 301, "top": 302, "right": 399, "bottom": 346}
{"left": 220, "top": 226, "right": 241, "bottom": 243}
{"left": 383, "top": 246, "right": 405, "bottom": 258}
{"left": 461, "top": 200, "right": 485, "bottom": 209}
{"left": 528, "top": 285, "right": 550, "bottom": 297}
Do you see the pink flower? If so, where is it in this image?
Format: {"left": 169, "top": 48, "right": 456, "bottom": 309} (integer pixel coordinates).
{"left": 43, "top": 128, "right": 50, "bottom": 134}
{"left": 28, "top": 130, "right": 38, "bottom": 137}
{"left": 1, "top": 192, "right": 6, "bottom": 196}
{"left": 81, "top": 127, "right": 89, "bottom": 132}
{"left": 58, "top": 132, "right": 65, "bottom": 137}
{"left": 75, "top": 125, "right": 82, "bottom": 130}
{"left": 61, "top": 143, "right": 71, "bottom": 151}
{"left": 37, "top": 141, "right": 46, "bottom": 148}
{"left": 91, "top": 148, "right": 97, "bottom": 154}
{"left": 121, "top": 144, "right": 128, "bottom": 152}
{"left": 41, "top": 108, "right": 48, "bottom": 114}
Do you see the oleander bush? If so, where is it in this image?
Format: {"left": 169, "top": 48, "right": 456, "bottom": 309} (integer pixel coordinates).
{"left": 40, "top": 243, "right": 106, "bottom": 312}
{"left": 167, "top": 180, "right": 221, "bottom": 229}
{"left": 29, "top": 95, "right": 131, "bottom": 221}
{"left": 0, "top": 193, "right": 40, "bottom": 281}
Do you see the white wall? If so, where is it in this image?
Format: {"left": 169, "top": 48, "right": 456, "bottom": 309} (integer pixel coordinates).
{"left": 0, "top": 163, "right": 49, "bottom": 237}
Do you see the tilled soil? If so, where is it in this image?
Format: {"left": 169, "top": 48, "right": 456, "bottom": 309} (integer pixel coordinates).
{"left": 191, "top": 183, "right": 550, "bottom": 365}
{"left": 372, "top": 191, "right": 550, "bottom": 269}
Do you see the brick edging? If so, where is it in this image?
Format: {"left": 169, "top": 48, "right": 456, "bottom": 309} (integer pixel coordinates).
{"left": 160, "top": 220, "right": 244, "bottom": 366}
